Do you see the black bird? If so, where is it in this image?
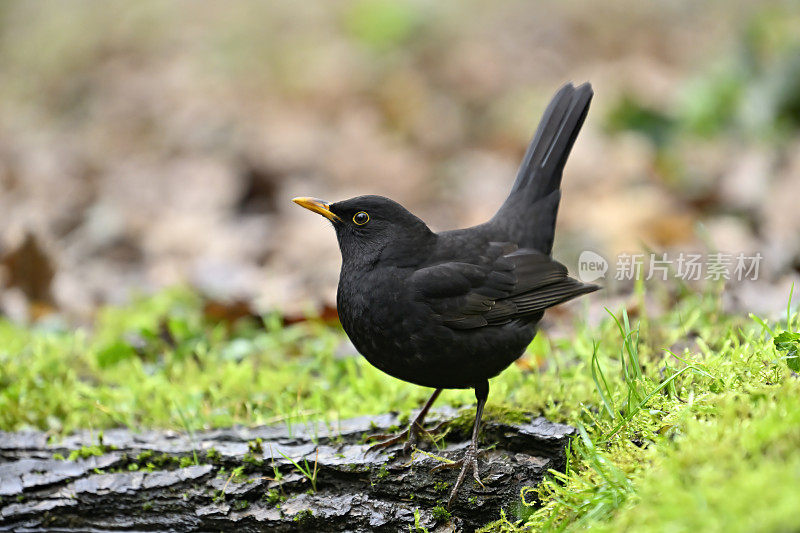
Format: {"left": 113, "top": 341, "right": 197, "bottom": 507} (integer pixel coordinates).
{"left": 293, "top": 82, "right": 598, "bottom": 507}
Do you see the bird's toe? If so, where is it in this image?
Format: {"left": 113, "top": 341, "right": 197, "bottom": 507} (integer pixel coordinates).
{"left": 365, "top": 429, "right": 410, "bottom": 453}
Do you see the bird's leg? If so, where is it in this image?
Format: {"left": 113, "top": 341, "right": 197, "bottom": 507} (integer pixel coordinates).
{"left": 367, "top": 388, "right": 442, "bottom": 455}
{"left": 432, "top": 381, "right": 489, "bottom": 509}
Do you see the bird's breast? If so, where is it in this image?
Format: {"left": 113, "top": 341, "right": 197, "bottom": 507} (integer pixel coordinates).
{"left": 336, "top": 266, "right": 536, "bottom": 389}
{"left": 337, "top": 268, "right": 406, "bottom": 338}
{"left": 337, "top": 267, "right": 424, "bottom": 371}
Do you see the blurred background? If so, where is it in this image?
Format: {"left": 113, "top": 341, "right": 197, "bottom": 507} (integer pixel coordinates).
{"left": 1, "top": 0, "right": 799, "bottom": 323}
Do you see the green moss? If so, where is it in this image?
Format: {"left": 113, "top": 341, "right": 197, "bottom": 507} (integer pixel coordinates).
{"left": 293, "top": 509, "right": 313, "bottom": 522}
{"left": 376, "top": 465, "right": 389, "bottom": 480}
{"left": 110, "top": 449, "right": 193, "bottom": 472}
{"left": 136, "top": 450, "right": 154, "bottom": 463}
{"left": 242, "top": 439, "right": 264, "bottom": 467}
{"left": 431, "top": 505, "right": 451, "bottom": 522}
{"left": 67, "top": 443, "right": 115, "bottom": 462}
{"left": 444, "top": 403, "right": 530, "bottom": 439}
{"left": 232, "top": 499, "right": 250, "bottom": 511}
{"left": 411, "top": 509, "right": 429, "bottom": 533}
{"left": 247, "top": 438, "right": 263, "bottom": 454}
{"left": 482, "top": 289, "right": 800, "bottom": 532}
{"left": 230, "top": 465, "right": 248, "bottom": 484}
{"left": 0, "top": 288, "right": 450, "bottom": 435}
{"left": 205, "top": 447, "right": 221, "bottom": 462}
{"left": 596, "top": 382, "right": 800, "bottom": 532}
{"left": 151, "top": 453, "right": 181, "bottom": 469}
{"left": 397, "top": 412, "right": 410, "bottom": 427}
{"left": 264, "top": 489, "right": 284, "bottom": 506}
{"left": 433, "top": 481, "right": 450, "bottom": 493}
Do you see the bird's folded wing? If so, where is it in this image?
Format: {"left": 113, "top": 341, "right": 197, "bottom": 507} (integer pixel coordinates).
{"left": 410, "top": 245, "right": 598, "bottom": 330}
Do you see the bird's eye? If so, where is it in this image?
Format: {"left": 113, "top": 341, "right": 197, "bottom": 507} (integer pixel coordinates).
{"left": 353, "top": 211, "right": 369, "bottom": 225}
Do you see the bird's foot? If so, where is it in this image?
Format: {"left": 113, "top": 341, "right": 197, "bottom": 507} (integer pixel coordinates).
{"left": 366, "top": 420, "right": 447, "bottom": 455}
{"left": 432, "top": 442, "right": 485, "bottom": 508}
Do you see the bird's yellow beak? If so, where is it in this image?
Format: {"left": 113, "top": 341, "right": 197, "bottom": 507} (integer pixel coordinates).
{"left": 292, "top": 197, "right": 341, "bottom": 222}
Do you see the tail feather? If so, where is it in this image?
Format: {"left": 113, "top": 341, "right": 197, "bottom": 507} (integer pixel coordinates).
{"left": 492, "top": 82, "right": 593, "bottom": 254}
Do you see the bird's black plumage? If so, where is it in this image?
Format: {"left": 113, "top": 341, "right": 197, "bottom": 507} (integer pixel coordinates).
{"left": 293, "top": 82, "right": 597, "bottom": 507}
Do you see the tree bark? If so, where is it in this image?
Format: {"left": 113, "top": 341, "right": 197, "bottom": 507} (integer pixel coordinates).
{"left": 0, "top": 409, "right": 574, "bottom": 532}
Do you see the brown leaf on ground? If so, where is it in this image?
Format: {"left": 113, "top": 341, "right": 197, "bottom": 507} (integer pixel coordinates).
{"left": 515, "top": 356, "right": 542, "bottom": 372}
{"left": 235, "top": 159, "right": 283, "bottom": 215}
{"left": 282, "top": 303, "right": 339, "bottom": 326}
{"left": 1, "top": 233, "right": 56, "bottom": 305}
{"left": 203, "top": 298, "right": 259, "bottom": 327}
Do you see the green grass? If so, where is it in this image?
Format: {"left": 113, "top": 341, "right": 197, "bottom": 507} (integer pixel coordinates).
{"left": 1, "top": 284, "right": 798, "bottom": 531}
{"left": 482, "top": 286, "right": 800, "bottom": 532}
{"left": 0, "top": 288, "right": 475, "bottom": 433}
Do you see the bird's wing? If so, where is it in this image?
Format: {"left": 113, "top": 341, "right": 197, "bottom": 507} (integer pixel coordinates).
{"left": 409, "top": 244, "right": 598, "bottom": 330}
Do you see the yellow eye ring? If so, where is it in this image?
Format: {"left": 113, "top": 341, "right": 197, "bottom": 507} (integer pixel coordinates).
{"left": 353, "top": 211, "right": 369, "bottom": 225}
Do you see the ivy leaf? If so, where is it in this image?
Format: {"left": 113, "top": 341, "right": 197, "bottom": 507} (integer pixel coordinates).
{"left": 774, "top": 331, "right": 800, "bottom": 372}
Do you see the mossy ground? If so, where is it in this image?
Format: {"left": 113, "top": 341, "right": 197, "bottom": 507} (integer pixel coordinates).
{"left": 1, "top": 283, "right": 798, "bottom": 531}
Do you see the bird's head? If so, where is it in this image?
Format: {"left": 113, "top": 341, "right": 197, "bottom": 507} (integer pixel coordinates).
{"left": 292, "top": 195, "right": 434, "bottom": 268}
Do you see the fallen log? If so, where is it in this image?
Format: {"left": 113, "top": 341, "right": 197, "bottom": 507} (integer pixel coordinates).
{"left": 0, "top": 408, "right": 574, "bottom": 532}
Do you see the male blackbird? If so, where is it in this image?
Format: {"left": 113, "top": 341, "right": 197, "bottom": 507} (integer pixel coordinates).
{"left": 293, "top": 82, "right": 597, "bottom": 507}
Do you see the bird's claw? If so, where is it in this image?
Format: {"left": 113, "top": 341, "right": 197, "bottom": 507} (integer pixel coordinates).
{"left": 366, "top": 419, "right": 444, "bottom": 455}
{"left": 365, "top": 389, "right": 446, "bottom": 455}
{"left": 366, "top": 428, "right": 411, "bottom": 453}
{"left": 434, "top": 444, "right": 485, "bottom": 509}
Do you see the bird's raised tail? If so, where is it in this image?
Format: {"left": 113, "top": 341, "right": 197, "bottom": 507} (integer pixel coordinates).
{"left": 491, "top": 82, "right": 593, "bottom": 255}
